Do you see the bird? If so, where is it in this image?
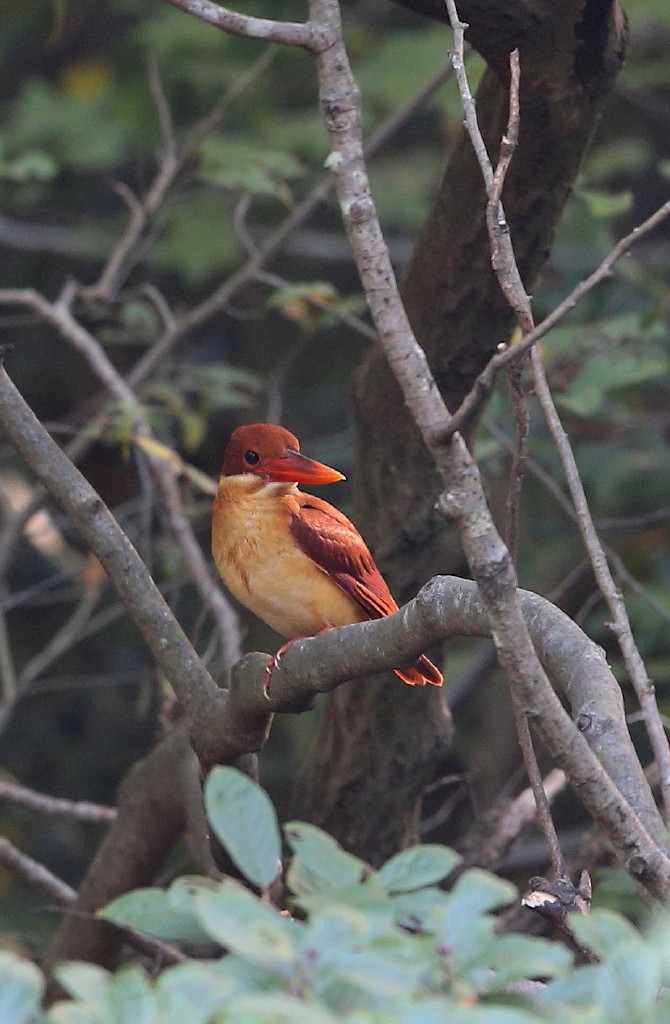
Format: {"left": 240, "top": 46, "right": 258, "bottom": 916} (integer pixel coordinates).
{"left": 212, "top": 423, "right": 442, "bottom": 687}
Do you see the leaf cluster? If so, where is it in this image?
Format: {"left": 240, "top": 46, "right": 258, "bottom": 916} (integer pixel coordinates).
{"left": 4, "top": 768, "right": 670, "bottom": 1024}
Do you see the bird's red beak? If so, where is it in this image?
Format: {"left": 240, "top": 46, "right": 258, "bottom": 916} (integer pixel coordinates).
{"left": 259, "top": 449, "right": 345, "bottom": 484}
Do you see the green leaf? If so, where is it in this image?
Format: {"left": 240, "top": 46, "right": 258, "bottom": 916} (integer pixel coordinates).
{"left": 155, "top": 962, "right": 232, "bottom": 1024}
{"left": 225, "top": 992, "right": 339, "bottom": 1023}
{"left": 335, "top": 950, "right": 422, "bottom": 997}
{"left": 594, "top": 945, "right": 661, "bottom": 1024}
{"left": 204, "top": 766, "right": 281, "bottom": 888}
{"left": 390, "top": 886, "right": 449, "bottom": 930}
{"left": 433, "top": 871, "right": 517, "bottom": 976}
{"left": 558, "top": 347, "right": 669, "bottom": 416}
{"left": 0, "top": 951, "right": 44, "bottom": 1024}
{"left": 167, "top": 874, "right": 219, "bottom": 915}
{"left": 101, "top": 886, "right": 210, "bottom": 942}
{"left": 284, "top": 821, "right": 370, "bottom": 896}
{"left": 198, "top": 136, "right": 304, "bottom": 197}
{"left": 105, "top": 967, "right": 157, "bottom": 1024}
{"left": 53, "top": 962, "right": 110, "bottom": 1003}
{"left": 579, "top": 188, "right": 633, "bottom": 219}
{"left": 47, "top": 1002, "right": 108, "bottom": 1024}
{"left": 377, "top": 845, "right": 460, "bottom": 893}
{"left": 569, "top": 908, "right": 642, "bottom": 958}
{"left": 176, "top": 363, "right": 263, "bottom": 410}
{"left": 0, "top": 149, "right": 57, "bottom": 181}
{"left": 539, "top": 963, "right": 601, "bottom": 1009}
{"left": 153, "top": 193, "right": 240, "bottom": 283}
{"left": 443, "top": 869, "right": 517, "bottom": 919}
{"left": 7, "top": 79, "right": 127, "bottom": 171}
{"left": 195, "top": 877, "right": 299, "bottom": 973}
{"left": 479, "top": 933, "right": 573, "bottom": 991}
{"left": 300, "top": 905, "right": 371, "bottom": 957}
{"left": 585, "top": 139, "right": 652, "bottom": 182}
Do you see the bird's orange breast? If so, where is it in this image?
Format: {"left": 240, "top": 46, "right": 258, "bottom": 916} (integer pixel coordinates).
{"left": 212, "top": 475, "right": 365, "bottom": 638}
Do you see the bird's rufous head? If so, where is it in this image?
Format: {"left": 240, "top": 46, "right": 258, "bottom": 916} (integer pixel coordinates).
{"left": 222, "top": 423, "right": 345, "bottom": 484}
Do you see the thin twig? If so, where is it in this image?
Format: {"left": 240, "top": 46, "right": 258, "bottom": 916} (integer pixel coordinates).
{"left": 148, "top": 56, "right": 177, "bottom": 163}
{"left": 495, "top": 58, "right": 530, "bottom": 560}
{"left": 487, "top": 418, "right": 670, "bottom": 635}
{"left": 0, "top": 605, "right": 17, "bottom": 710}
{"left": 0, "top": 286, "right": 243, "bottom": 677}
{"left": 0, "top": 780, "right": 117, "bottom": 823}
{"left": 444, "top": 1, "right": 670, "bottom": 824}
{"left": 16, "top": 569, "right": 105, "bottom": 691}
{"left": 444, "top": 21, "right": 564, "bottom": 871}
{"left": 462, "top": 769, "right": 567, "bottom": 873}
{"left": 0, "top": 835, "right": 77, "bottom": 905}
{"left": 530, "top": 346, "right": 670, "bottom": 818}
{"left": 444, "top": 196, "right": 670, "bottom": 439}
{"left": 504, "top": 352, "right": 529, "bottom": 564}
{"left": 87, "top": 48, "right": 277, "bottom": 302}
{"left": 597, "top": 505, "right": 670, "bottom": 532}
{"left": 0, "top": 55, "right": 451, "bottom": 586}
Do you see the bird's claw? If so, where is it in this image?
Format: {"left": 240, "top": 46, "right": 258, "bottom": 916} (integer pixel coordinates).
{"left": 262, "top": 641, "right": 291, "bottom": 694}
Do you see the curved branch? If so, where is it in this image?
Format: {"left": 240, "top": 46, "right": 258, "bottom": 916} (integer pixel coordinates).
{"left": 161, "top": 0, "right": 331, "bottom": 53}
{"left": 2, "top": 351, "right": 668, "bottom": 897}
{"left": 0, "top": 781, "right": 117, "bottom": 823}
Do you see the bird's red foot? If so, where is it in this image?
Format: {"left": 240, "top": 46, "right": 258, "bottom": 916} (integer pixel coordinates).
{"left": 262, "top": 640, "right": 292, "bottom": 694}
{"left": 262, "top": 627, "right": 334, "bottom": 694}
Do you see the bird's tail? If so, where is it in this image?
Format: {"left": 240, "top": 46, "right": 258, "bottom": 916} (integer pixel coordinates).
{"left": 394, "top": 654, "right": 443, "bottom": 687}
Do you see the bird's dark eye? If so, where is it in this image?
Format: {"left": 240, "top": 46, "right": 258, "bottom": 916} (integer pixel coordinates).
{"left": 244, "top": 450, "right": 260, "bottom": 466}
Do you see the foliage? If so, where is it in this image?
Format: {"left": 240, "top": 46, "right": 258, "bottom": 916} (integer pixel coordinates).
{"left": 3, "top": 767, "right": 670, "bottom": 1022}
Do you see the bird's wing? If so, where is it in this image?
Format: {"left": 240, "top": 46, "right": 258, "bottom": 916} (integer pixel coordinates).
{"left": 288, "top": 493, "right": 398, "bottom": 620}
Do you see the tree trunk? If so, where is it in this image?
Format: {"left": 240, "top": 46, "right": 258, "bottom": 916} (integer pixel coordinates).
{"left": 295, "top": 0, "right": 627, "bottom": 863}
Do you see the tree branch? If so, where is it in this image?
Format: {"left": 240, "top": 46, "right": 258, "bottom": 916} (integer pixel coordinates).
{"left": 3, "top": 350, "right": 669, "bottom": 893}
{"left": 160, "top": 0, "right": 331, "bottom": 52}
{"left": 150, "top": 0, "right": 670, "bottom": 897}
{"left": 0, "top": 285, "right": 242, "bottom": 679}
{"left": 0, "top": 780, "right": 117, "bottom": 823}
{"left": 444, "top": 195, "right": 670, "bottom": 438}
{"left": 438, "top": 1, "right": 670, "bottom": 822}
{"left": 0, "top": 836, "right": 77, "bottom": 906}
{"left": 0, "top": 362, "right": 219, "bottom": 723}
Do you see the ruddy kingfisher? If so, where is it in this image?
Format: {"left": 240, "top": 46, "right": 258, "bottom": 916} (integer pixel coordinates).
{"left": 212, "top": 423, "right": 442, "bottom": 687}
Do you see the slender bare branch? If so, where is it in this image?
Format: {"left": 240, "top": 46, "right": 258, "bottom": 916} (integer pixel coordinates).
{"left": 0, "top": 780, "right": 117, "bottom": 823}
{"left": 0, "top": 362, "right": 219, "bottom": 721}
{"left": 444, "top": 195, "right": 670, "bottom": 438}
{"left": 530, "top": 346, "right": 670, "bottom": 819}
{"left": 442, "top": 25, "right": 564, "bottom": 872}
{"left": 0, "top": 286, "right": 242, "bottom": 678}
{"left": 460, "top": 769, "right": 567, "bottom": 873}
{"left": 0, "top": 53, "right": 451, "bottom": 592}
{"left": 504, "top": 362, "right": 529, "bottom": 563}
{"left": 0, "top": 835, "right": 77, "bottom": 906}
{"left": 440, "top": 1, "right": 670, "bottom": 823}
{"left": 160, "top": 0, "right": 331, "bottom": 52}
{"left": 16, "top": 570, "right": 104, "bottom": 691}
